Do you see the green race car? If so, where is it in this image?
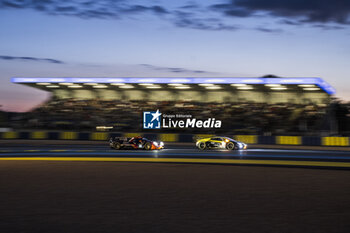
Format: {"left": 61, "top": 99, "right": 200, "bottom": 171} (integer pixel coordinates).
{"left": 196, "top": 136, "right": 247, "bottom": 150}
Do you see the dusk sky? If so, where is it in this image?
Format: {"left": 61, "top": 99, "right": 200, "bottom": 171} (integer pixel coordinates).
{"left": 1, "top": 0, "right": 350, "bottom": 112}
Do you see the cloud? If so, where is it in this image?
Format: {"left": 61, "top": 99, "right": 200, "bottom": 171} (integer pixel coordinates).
{"left": 0, "top": 55, "right": 64, "bottom": 64}
{"left": 0, "top": 55, "right": 216, "bottom": 73}
{"left": 0, "top": 0, "right": 238, "bottom": 31}
{"left": 1, "top": 0, "right": 347, "bottom": 32}
{"left": 139, "top": 64, "right": 215, "bottom": 74}
{"left": 212, "top": 0, "right": 350, "bottom": 25}
{"left": 179, "top": 3, "right": 200, "bottom": 10}
{"left": 278, "top": 19, "right": 303, "bottom": 26}
{"left": 211, "top": 3, "right": 251, "bottom": 17}
{"left": 0, "top": 0, "right": 168, "bottom": 19}
{"left": 0, "top": 0, "right": 236, "bottom": 31}
{"left": 172, "top": 11, "right": 239, "bottom": 31}
{"left": 254, "top": 27, "right": 283, "bottom": 33}
{"left": 0, "top": 0, "right": 277, "bottom": 32}
{"left": 312, "top": 24, "right": 345, "bottom": 30}
{"left": 115, "top": 4, "right": 168, "bottom": 15}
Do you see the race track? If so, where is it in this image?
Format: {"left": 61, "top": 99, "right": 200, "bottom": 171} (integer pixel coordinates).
{"left": 1, "top": 140, "right": 350, "bottom": 233}
{"left": 1, "top": 141, "right": 350, "bottom": 168}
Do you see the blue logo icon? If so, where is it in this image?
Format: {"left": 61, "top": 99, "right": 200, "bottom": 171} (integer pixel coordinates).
{"left": 143, "top": 110, "right": 162, "bottom": 129}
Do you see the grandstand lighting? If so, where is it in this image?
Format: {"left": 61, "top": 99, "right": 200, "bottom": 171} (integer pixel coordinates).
{"left": 270, "top": 87, "right": 287, "bottom": 90}
{"left": 236, "top": 86, "right": 253, "bottom": 90}
{"left": 231, "top": 84, "right": 247, "bottom": 87}
{"left": 199, "top": 84, "right": 214, "bottom": 86}
{"left": 205, "top": 86, "right": 222, "bottom": 89}
{"left": 170, "top": 79, "right": 190, "bottom": 83}
{"left": 46, "top": 85, "right": 59, "bottom": 88}
{"left": 110, "top": 83, "right": 125, "bottom": 86}
{"left": 119, "top": 85, "right": 134, "bottom": 89}
{"left": 93, "top": 85, "right": 108, "bottom": 88}
{"left": 59, "top": 83, "right": 74, "bottom": 85}
{"left": 84, "top": 83, "right": 99, "bottom": 85}
{"left": 299, "top": 84, "right": 315, "bottom": 87}
{"left": 168, "top": 83, "right": 183, "bottom": 86}
{"left": 204, "top": 79, "right": 225, "bottom": 83}
{"left": 174, "top": 86, "right": 191, "bottom": 89}
{"left": 36, "top": 82, "right": 51, "bottom": 85}
{"left": 265, "top": 84, "right": 281, "bottom": 87}
{"left": 146, "top": 85, "right": 162, "bottom": 89}
{"left": 303, "top": 87, "right": 320, "bottom": 91}
{"left": 139, "top": 83, "right": 154, "bottom": 86}
{"left": 68, "top": 85, "right": 82, "bottom": 88}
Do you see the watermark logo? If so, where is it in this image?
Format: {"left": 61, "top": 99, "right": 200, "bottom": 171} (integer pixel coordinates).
{"left": 143, "top": 110, "right": 222, "bottom": 129}
{"left": 143, "top": 109, "right": 162, "bottom": 129}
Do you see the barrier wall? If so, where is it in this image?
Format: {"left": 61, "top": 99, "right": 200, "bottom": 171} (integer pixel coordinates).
{"left": 0, "top": 131, "right": 349, "bottom": 147}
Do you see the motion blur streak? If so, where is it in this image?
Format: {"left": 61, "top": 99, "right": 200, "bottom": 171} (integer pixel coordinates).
{"left": 1, "top": 157, "right": 350, "bottom": 168}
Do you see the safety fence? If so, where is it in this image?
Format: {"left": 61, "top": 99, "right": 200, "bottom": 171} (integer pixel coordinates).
{"left": 0, "top": 131, "right": 349, "bottom": 147}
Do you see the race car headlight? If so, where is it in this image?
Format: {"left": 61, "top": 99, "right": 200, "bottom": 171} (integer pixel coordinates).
{"left": 237, "top": 142, "right": 243, "bottom": 149}
{"left": 153, "top": 142, "right": 158, "bottom": 147}
{"left": 160, "top": 141, "right": 164, "bottom": 146}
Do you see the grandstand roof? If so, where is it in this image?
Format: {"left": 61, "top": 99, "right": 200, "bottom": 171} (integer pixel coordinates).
{"left": 11, "top": 77, "right": 335, "bottom": 95}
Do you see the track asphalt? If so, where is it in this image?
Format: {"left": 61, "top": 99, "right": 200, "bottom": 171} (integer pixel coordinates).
{"left": 1, "top": 142, "right": 350, "bottom": 168}
{"left": 1, "top": 141, "right": 350, "bottom": 232}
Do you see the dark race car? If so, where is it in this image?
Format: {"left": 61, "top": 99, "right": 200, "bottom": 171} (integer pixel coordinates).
{"left": 109, "top": 136, "right": 164, "bottom": 150}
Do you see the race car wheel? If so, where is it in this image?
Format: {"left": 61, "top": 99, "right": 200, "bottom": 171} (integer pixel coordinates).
{"left": 226, "top": 142, "right": 235, "bottom": 150}
{"left": 198, "top": 142, "right": 206, "bottom": 150}
{"left": 113, "top": 142, "right": 121, "bottom": 150}
{"left": 144, "top": 142, "right": 152, "bottom": 150}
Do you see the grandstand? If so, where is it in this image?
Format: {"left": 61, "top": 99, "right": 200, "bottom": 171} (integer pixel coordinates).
{"left": 9, "top": 77, "right": 339, "bottom": 135}
{"left": 12, "top": 77, "right": 335, "bottom": 104}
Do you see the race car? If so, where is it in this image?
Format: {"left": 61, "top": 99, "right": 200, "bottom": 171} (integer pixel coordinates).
{"left": 196, "top": 136, "right": 247, "bottom": 150}
{"left": 109, "top": 136, "right": 164, "bottom": 150}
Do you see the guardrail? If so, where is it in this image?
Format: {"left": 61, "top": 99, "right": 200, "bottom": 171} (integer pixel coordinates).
{"left": 0, "top": 131, "right": 349, "bottom": 147}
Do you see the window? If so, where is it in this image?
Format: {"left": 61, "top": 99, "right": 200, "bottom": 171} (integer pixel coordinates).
{"left": 211, "top": 137, "right": 223, "bottom": 141}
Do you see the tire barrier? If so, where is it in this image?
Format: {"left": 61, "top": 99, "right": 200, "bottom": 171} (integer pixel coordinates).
{"left": 276, "top": 136, "right": 301, "bottom": 145}
{"left": 0, "top": 131, "right": 349, "bottom": 147}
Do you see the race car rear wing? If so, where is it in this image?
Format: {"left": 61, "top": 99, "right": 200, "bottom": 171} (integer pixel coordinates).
{"left": 193, "top": 135, "right": 214, "bottom": 142}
